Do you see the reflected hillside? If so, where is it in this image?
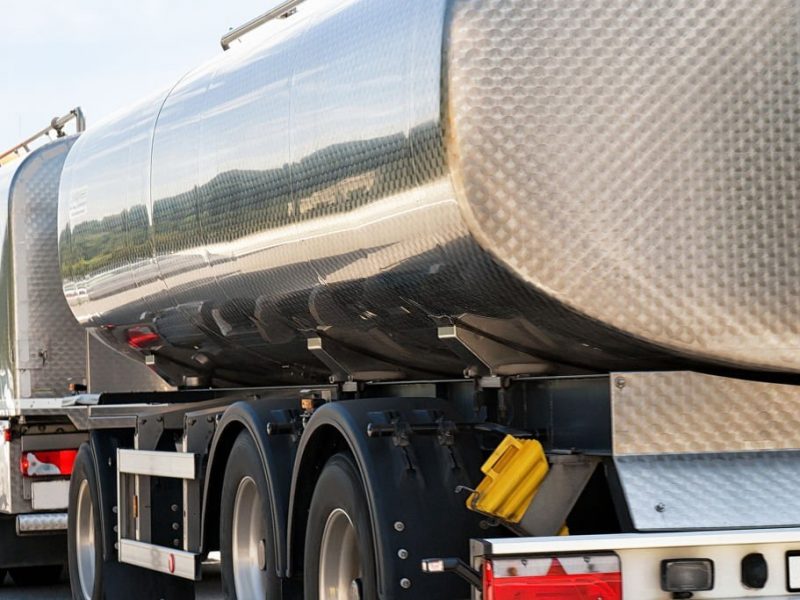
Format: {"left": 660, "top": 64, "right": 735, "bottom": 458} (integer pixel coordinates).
{"left": 60, "top": 123, "right": 444, "bottom": 280}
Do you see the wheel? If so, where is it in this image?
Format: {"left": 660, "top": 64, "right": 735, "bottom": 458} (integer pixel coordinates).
{"left": 68, "top": 444, "right": 103, "bottom": 600}
{"left": 220, "top": 432, "right": 281, "bottom": 599}
{"left": 304, "top": 453, "right": 377, "bottom": 600}
{"left": 9, "top": 564, "right": 62, "bottom": 586}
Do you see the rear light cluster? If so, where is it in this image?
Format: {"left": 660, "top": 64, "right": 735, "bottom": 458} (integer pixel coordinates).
{"left": 483, "top": 554, "right": 621, "bottom": 600}
{"left": 126, "top": 325, "right": 161, "bottom": 350}
{"left": 19, "top": 450, "right": 78, "bottom": 477}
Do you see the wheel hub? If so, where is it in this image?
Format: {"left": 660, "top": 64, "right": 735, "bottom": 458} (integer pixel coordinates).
{"left": 232, "top": 476, "right": 269, "bottom": 598}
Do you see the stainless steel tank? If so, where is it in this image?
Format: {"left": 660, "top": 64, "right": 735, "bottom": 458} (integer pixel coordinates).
{"left": 0, "top": 138, "right": 170, "bottom": 404}
{"left": 58, "top": 0, "right": 800, "bottom": 386}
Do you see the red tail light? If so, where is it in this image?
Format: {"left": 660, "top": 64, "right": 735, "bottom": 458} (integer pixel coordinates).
{"left": 126, "top": 326, "right": 161, "bottom": 350}
{"left": 483, "top": 554, "right": 622, "bottom": 600}
{"left": 19, "top": 449, "right": 78, "bottom": 477}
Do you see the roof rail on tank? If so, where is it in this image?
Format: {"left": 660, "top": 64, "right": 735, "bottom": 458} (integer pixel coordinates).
{"left": 0, "top": 107, "right": 86, "bottom": 167}
{"left": 221, "top": 0, "right": 306, "bottom": 50}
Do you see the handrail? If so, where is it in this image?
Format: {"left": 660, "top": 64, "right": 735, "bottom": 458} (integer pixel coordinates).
{"left": 221, "top": 0, "right": 306, "bottom": 50}
{"left": 0, "top": 107, "right": 85, "bottom": 167}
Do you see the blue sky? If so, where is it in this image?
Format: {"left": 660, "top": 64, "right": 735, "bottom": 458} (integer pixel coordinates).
{"left": 0, "top": 1, "right": 279, "bottom": 149}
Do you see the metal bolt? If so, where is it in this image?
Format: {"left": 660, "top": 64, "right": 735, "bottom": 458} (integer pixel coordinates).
{"left": 108, "top": 457, "right": 113, "bottom": 467}
{"left": 400, "top": 578, "right": 411, "bottom": 589}
{"left": 655, "top": 503, "right": 666, "bottom": 513}
{"left": 112, "top": 505, "right": 118, "bottom": 514}
{"left": 393, "top": 521, "right": 405, "bottom": 532}
{"left": 171, "top": 504, "right": 179, "bottom": 512}
{"left": 173, "top": 539, "right": 180, "bottom": 548}
{"left": 615, "top": 376, "right": 626, "bottom": 390}
{"left": 397, "top": 549, "right": 408, "bottom": 560}
{"left": 172, "top": 522, "right": 180, "bottom": 530}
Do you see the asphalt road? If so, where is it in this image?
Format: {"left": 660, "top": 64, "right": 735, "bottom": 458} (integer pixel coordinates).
{"left": 0, "top": 562, "right": 223, "bottom": 600}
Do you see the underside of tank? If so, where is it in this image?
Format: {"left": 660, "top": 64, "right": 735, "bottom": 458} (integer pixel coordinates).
{"left": 57, "top": 0, "right": 800, "bottom": 387}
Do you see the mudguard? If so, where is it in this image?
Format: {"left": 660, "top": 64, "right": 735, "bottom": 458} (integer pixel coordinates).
{"left": 201, "top": 397, "right": 300, "bottom": 579}
{"left": 287, "top": 397, "right": 494, "bottom": 600}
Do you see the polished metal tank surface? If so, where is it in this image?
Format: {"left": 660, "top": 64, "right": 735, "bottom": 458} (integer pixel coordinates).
{"left": 58, "top": 0, "right": 800, "bottom": 386}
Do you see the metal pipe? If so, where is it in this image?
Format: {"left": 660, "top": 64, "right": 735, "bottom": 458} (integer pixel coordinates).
{"left": 221, "top": 0, "right": 305, "bottom": 50}
{"left": 0, "top": 107, "right": 85, "bottom": 165}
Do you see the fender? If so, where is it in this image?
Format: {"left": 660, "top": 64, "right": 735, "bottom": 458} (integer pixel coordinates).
{"left": 286, "top": 397, "right": 494, "bottom": 599}
{"left": 201, "top": 397, "right": 300, "bottom": 579}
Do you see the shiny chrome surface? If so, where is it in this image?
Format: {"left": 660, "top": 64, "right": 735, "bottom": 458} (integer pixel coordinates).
{"left": 58, "top": 0, "right": 800, "bottom": 387}
{"left": 231, "top": 476, "right": 268, "bottom": 598}
{"left": 319, "top": 507, "right": 361, "bottom": 600}
{"left": 0, "top": 137, "right": 88, "bottom": 406}
{"left": 75, "top": 479, "right": 95, "bottom": 600}
{"left": 15, "top": 512, "right": 68, "bottom": 533}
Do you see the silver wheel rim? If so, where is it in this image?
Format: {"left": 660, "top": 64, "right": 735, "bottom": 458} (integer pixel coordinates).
{"left": 232, "top": 476, "right": 268, "bottom": 598}
{"left": 75, "top": 479, "right": 95, "bottom": 600}
{"left": 319, "top": 508, "right": 361, "bottom": 600}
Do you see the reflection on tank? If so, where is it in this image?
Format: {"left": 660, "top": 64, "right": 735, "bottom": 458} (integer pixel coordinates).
{"left": 58, "top": 0, "right": 800, "bottom": 388}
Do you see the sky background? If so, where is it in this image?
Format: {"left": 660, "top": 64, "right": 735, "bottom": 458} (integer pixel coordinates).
{"left": 0, "top": 0, "right": 281, "bottom": 149}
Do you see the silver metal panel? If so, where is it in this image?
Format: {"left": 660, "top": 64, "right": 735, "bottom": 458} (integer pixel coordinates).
{"left": 117, "top": 538, "right": 200, "bottom": 580}
{"left": 474, "top": 527, "right": 800, "bottom": 556}
{"left": 0, "top": 137, "right": 86, "bottom": 408}
{"left": 612, "top": 371, "right": 800, "bottom": 455}
{"left": 58, "top": 0, "right": 800, "bottom": 386}
{"left": 474, "top": 529, "right": 800, "bottom": 600}
{"left": 30, "top": 480, "right": 70, "bottom": 511}
{"left": 447, "top": 0, "right": 800, "bottom": 374}
{"left": 117, "top": 449, "right": 197, "bottom": 480}
{"left": 86, "top": 332, "right": 173, "bottom": 393}
{"left": 616, "top": 452, "right": 800, "bottom": 531}
{"left": 15, "top": 512, "right": 67, "bottom": 533}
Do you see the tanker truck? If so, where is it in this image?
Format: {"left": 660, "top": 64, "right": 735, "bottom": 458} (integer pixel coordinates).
{"left": 5, "top": 0, "right": 800, "bottom": 597}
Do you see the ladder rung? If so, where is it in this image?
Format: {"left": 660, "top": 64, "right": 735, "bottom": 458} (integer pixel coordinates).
{"left": 118, "top": 449, "right": 197, "bottom": 479}
{"left": 118, "top": 538, "right": 200, "bottom": 580}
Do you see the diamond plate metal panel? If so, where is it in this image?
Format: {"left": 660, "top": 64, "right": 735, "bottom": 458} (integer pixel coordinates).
{"left": 446, "top": 0, "right": 800, "bottom": 373}
{"left": 10, "top": 138, "right": 86, "bottom": 402}
{"left": 612, "top": 371, "right": 800, "bottom": 455}
{"left": 0, "top": 137, "right": 89, "bottom": 411}
{"left": 15, "top": 512, "right": 68, "bottom": 533}
{"left": 616, "top": 452, "right": 800, "bottom": 531}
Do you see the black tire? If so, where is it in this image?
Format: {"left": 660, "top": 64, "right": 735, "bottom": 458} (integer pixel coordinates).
{"left": 9, "top": 564, "right": 62, "bottom": 586}
{"left": 68, "top": 443, "right": 103, "bottom": 600}
{"left": 304, "top": 453, "right": 377, "bottom": 600}
{"left": 220, "top": 432, "right": 281, "bottom": 599}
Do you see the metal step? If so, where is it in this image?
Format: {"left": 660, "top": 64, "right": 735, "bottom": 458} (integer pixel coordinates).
{"left": 118, "top": 538, "right": 200, "bottom": 580}
{"left": 16, "top": 512, "right": 67, "bottom": 534}
{"left": 118, "top": 449, "right": 198, "bottom": 479}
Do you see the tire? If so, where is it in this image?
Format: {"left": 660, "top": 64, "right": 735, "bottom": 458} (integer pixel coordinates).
{"left": 220, "top": 432, "right": 281, "bottom": 599}
{"left": 68, "top": 444, "right": 103, "bottom": 600}
{"left": 304, "top": 453, "right": 377, "bottom": 600}
{"left": 9, "top": 564, "right": 62, "bottom": 586}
